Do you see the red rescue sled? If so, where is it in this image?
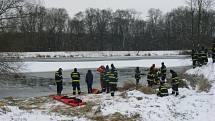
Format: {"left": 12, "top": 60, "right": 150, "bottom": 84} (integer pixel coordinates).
{"left": 53, "top": 95, "right": 86, "bottom": 107}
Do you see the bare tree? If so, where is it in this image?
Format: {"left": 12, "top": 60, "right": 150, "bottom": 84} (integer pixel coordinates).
{"left": 0, "top": 0, "right": 27, "bottom": 79}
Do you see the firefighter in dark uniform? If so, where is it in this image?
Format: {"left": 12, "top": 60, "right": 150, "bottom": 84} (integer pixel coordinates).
{"left": 191, "top": 49, "right": 198, "bottom": 68}
{"left": 55, "top": 68, "right": 63, "bottom": 95}
{"left": 196, "top": 46, "right": 201, "bottom": 67}
{"left": 170, "top": 69, "right": 179, "bottom": 96}
{"left": 157, "top": 80, "right": 168, "bottom": 97}
{"left": 109, "top": 64, "right": 118, "bottom": 96}
{"left": 103, "top": 65, "right": 111, "bottom": 93}
{"left": 147, "top": 64, "right": 156, "bottom": 87}
{"left": 212, "top": 41, "right": 215, "bottom": 63}
{"left": 160, "top": 62, "right": 167, "bottom": 81}
{"left": 135, "top": 67, "right": 141, "bottom": 86}
{"left": 199, "top": 46, "right": 205, "bottom": 66}
{"left": 203, "top": 48, "right": 208, "bottom": 65}
{"left": 71, "top": 68, "right": 81, "bottom": 95}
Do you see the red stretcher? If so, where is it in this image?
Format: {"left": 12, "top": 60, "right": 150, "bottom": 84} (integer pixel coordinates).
{"left": 53, "top": 95, "right": 86, "bottom": 107}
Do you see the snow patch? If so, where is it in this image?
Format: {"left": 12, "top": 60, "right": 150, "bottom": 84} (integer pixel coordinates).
{"left": 0, "top": 106, "right": 89, "bottom": 121}
{"left": 100, "top": 88, "right": 215, "bottom": 121}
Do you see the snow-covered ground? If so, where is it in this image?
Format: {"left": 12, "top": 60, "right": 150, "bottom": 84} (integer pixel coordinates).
{"left": 3, "top": 52, "right": 215, "bottom": 121}
{"left": 1, "top": 50, "right": 188, "bottom": 58}
{"left": 99, "top": 62, "right": 215, "bottom": 121}
{"left": 23, "top": 58, "right": 192, "bottom": 72}
{"left": 0, "top": 106, "right": 88, "bottom": 121}
{"left": 99, "top": 88, "right": 215, "bottom": 121}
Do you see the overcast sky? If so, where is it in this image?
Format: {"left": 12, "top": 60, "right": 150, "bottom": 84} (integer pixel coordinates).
{"left": 43, "top": 0, "right": 185, "bottom": 18}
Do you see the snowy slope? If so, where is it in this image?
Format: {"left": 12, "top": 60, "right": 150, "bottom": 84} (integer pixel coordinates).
{"left": 100, "top": 88, "right": 215, "bottom": 121}
{"left": 0, "top": 106, "right": 89, "bottom": 121}
{"left": 186, "top": 59, "right": 215, "bottom": 80}
{"left": 99, "top": 62, "right": 215, "bottom": 121}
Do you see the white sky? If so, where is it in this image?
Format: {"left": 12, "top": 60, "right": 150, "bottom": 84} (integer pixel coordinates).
{"left": 42, "top": 0, "right": 185, "bottom": 18}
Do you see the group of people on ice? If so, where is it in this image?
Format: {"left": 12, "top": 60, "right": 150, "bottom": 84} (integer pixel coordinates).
{"left": 55, "top": 62, "right": 180, "bottom": 97}
{"left": 191, "top": 41, "right": 215, "bottom": 68}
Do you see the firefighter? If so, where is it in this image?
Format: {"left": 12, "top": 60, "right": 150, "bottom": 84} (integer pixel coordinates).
{"left": 160, "top": 62, "right": 167, "bottom": 81}
{"left": 147, "top": 64, "right": 156, "bottom": 86}
{"left": 199, "top": 46, "right": 205, "bottom": 66}
{"left": 154, "top": 69, "right": 160, "bottom": 85}
{"left": 191, "top": 49, "right": 198, "bottom": 68}
{"left": 55, "top": 68, "right": 63, "bottom": 95}
{"left": 103, "top": 65, "right": 111, "bottom": 93}
{"left": 85, "top": 70, "right": 93, "bottom": 94}
{"left": 203, "top": 48, "right": 208, "bottom": 65}
{"left": 170, "top": 69, "right": 179, "bottom": 96}
{"left": 157, "top": 80, "right": 168, "bottom": 97}
{"left": 212, "top": 41, "right": 215, "bottom": 63}
{"left": 71, "top": 68, "right": 81, "bottom": 95}
{"left": 135, "top": 67, "right": 141, "bottom": 86}
{"left": 109, "top": 65, "right": 118, "bottom": 97}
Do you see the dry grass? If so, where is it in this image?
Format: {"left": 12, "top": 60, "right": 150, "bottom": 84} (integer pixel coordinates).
{"left": 183, "top": 74, "right": 212, "bottom": 92}
{"left": 137, "top": 85, "right": 156, "bottom": 94}
{"left": 119, "top": 80, "right": 136, "bottom": 91}
{"left": 91, "top": 112, "right": 138, "bottom": 121}
{"left": 197, "top": 78, "right": 212, "bottom": 92}
{"left": 118, "top": 80, "right": 156, "bottom": 94}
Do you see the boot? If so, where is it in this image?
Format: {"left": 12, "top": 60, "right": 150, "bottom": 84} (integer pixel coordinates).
{"left": 73, "top": 92, "right": 76, "bottom": 95}
{"left": 175, "top": 92, "right": 179, "bottom": 96}
{"left": 171, "top": 91, "right": 175, "bottom": 95}
{"left": 111, "top": 92, "right": 114, "bottom": 97}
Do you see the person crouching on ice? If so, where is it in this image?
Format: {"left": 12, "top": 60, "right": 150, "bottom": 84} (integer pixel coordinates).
{"left": 85, "top": 70, "right": 93, "bottom": 94}
{"left": 55, "top": 68, "right": 63, "bottom": 95}
{"left": 71, "top": 68, "right": 81, "bottom": 95}
{"left": 157, "top": 77, "right": 168, "bottom": 97}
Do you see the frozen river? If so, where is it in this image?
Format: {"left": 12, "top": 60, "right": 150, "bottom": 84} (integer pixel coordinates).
{"left": 0, "top": 56, "right": 191, "bottom": 98}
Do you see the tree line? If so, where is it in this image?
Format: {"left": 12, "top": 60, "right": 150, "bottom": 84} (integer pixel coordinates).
{"left": 0, "top": 0, "right": 215, "bottom": 52}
